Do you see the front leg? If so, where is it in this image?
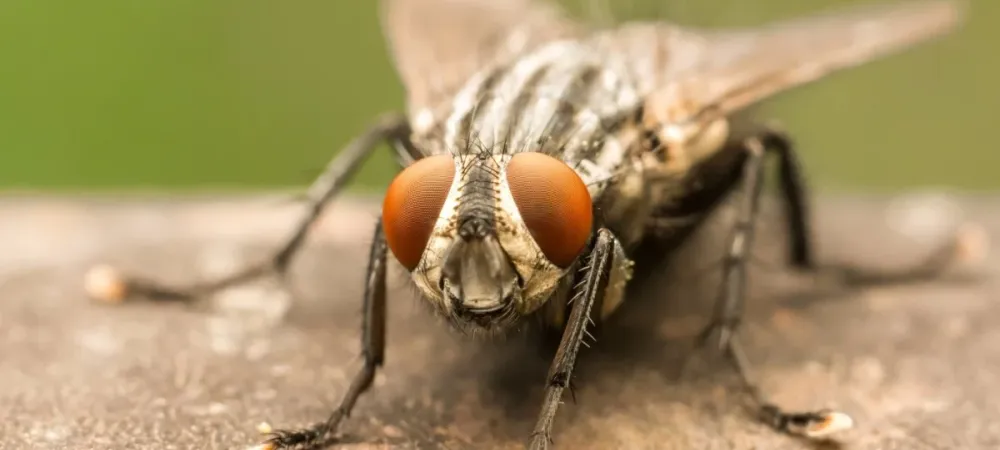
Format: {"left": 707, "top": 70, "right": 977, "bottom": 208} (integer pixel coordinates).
{"left": 529, "top": 228, "right": 618, "bottom": 450}
{"left": 85, "top": 113, "right": 410, "bottom": 305}
{"left": 257, "top": 218, "right": 389, "bottom": 450}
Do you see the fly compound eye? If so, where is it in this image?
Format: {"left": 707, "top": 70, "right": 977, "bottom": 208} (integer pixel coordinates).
{"left": 506, "top": 152, "right": 593, "bottom": 268}
{"left": 382, "top": 154, "right": 455, "bottom": 270}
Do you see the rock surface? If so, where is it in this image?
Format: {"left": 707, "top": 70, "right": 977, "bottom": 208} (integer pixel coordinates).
{"left": 0, "top": 193, "right": 997, "bottom": 450}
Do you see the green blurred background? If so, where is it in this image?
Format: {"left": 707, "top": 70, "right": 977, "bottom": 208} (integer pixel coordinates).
{"left": 0, "top": 0, "right": 996, "bottom": 193}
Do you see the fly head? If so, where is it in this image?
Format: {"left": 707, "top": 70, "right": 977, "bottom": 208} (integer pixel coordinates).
{"left": 381, "top": 149, "right": 594, "bottom": 334}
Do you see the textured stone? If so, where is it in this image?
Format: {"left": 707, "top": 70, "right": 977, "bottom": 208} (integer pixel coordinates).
{"left": 0, "top": 193, "right": 997, "bottom": 450}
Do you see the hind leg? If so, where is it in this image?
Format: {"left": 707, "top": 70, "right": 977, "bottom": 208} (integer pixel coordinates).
{"left": 764, "top": 124, "right": 981, "bottom": 287}
{"left": 697, "top": 127, "right": 982, "bottom": 439}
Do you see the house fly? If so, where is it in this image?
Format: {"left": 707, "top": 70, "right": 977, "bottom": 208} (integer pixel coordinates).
{"left": 84, "top": 0, "right": 972, "bottom": 448}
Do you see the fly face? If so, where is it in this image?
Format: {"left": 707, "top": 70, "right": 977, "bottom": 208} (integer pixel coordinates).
{"left": 381, "top": 150, "right": 594, "bottom": 332}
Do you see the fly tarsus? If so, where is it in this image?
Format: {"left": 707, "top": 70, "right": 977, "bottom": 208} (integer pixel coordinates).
{"left": 260, "top": 424, "right": 329, "bottom": 449}
{"left": 84, "top": 259, "right": 278, "bottom": 305}
{"left": 259, "top": 362, "right": 377, "bottom": 450}
{"left": 258, "top": 407, "right": 348, "bottom": 450}
{"left": 694, "top": 126, "right": 981, "bottom": 440}
{"left": 693, "top": 132, "right": 857, "bottom": 438}
{"left": 84, "top": 113, "right": 410, "bottom": 306}
{"left": 728, "top": 337, "right": 854, "bottom": 439}
{"left": 255, "top": 219, "right": 388, "bottom": 450}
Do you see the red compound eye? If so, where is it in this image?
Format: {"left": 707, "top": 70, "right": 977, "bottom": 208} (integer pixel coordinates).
{"left": 506, "top": 152, "right": 593, "bottom": 267}
{"left": 382, "top": 154, "right": 455, "bottom": 270}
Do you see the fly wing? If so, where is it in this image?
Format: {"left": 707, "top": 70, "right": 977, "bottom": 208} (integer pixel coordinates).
{"left": 380, "top": 0, "right": 583, "bottom": 122}
{"left": 626, "top": 0, "right": 965, "bottom": 124}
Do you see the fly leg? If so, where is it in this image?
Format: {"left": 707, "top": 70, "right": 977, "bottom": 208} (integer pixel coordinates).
{"left": 695, "top": 127, "right": 980, "bottom": 438}
{"left": 762, "top": 125, "right": 979, "bottom": 287}
{"left": 766, "top": 127, "right": 814, "bottom": 270}
{"left": 259, "top": 218, "right": 389, "bottom": 450}
{"left": 529, "top": 228, "right": 617, "bottom": 450}
{"left": 702, "top": 125, "right": 976, "bottom": 351}
{"left": 696, "top": 135, "right": 852, "bottom": 438}
{"left": 696, "top": 135, "right": 767, "bottom": 354}
{"left": 85, "top": 113, "right": 410, "bottom": 305}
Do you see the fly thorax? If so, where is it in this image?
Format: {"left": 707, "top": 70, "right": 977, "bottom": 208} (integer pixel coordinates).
{"left": 600, "top": 163, "right": 653, "bottom": 250}
{"left": 640, "top": 83, "right": 731, "bottom": 179}
{"left": 592, "top": 127, "right": 655, "bottom": 250}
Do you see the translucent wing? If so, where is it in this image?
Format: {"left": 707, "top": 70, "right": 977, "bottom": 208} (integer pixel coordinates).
{"left": 380, "top": 0, "right": 583, "bottom": 121}
{"left": 612, "top": 0, "right": 965, "bottom": 124}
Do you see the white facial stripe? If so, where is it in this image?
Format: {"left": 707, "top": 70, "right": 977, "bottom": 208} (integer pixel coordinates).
{"left": 413, "top": 156, "right": 467, "bottom": 305}
{"left": 495, "top": 158, "right": 564, "bottom": 312}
